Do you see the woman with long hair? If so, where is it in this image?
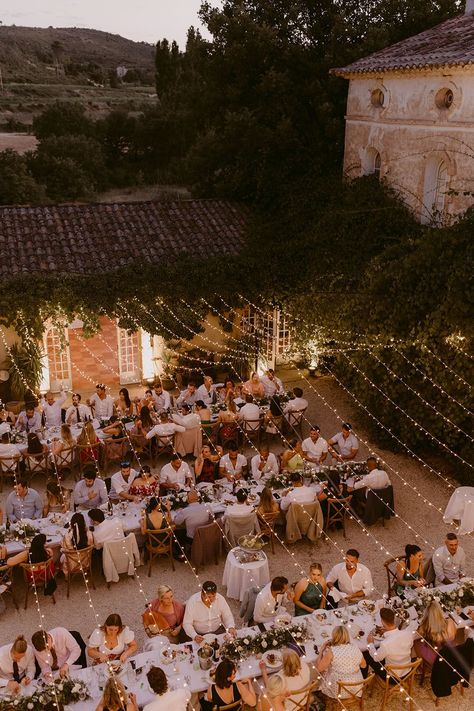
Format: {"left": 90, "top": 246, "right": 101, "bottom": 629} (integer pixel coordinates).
{"left": 133, "top": 405, "right": 155, "bottom": 435}
{"left": 257, "top": 673, "right": 288, "bottom": 711}
{"left": 260, "top": 649, "right": 310, "bottom": 709}
{"left": 206, "top": 658, "right": 256, "bottom": 709}
{"left": 43, "top": 479, "right": 69, "bottom": 516}
{"left": 396, "top": 544, "right": 426, "bottom": 595}
{"left": 316, "top": 625, "right": 366, "bottom": 700}
{"left": 294, "top": 563, "right": 327, "bottom": 614}
{"left": 60, "top": 512, "right": 94, "bottom": 575}
{"left": 140, "top": 496, "right": 172, "bottom": 534}
{"left": 194, "top": 444, "right": 222, "bottom": 484}
{"left": 51, "top": 424, "right": 76, "bottom": 456}
{"left": 26, "top": 432, "right": 47, "bottom": 455}
{"left": 115, "top": 388, "right": 133, "bottom": 418}
{"left": 129, "top": 465, "right": 159, "bottom": 498}
{"left": 280, "top": 439, "right": 304, "bottom": 471}
{"left": 142, "top": 584, "right": 186, "bottom": 642}
{"left": 7, "top": 534, "right": 55, "bottom": 591}
{"left": 257, "top": 486, "right": 279, "bottom": 516}
{"left": 87, "top": 613, "right": 137, "bottom": 665}
{"left": 77, "top": 420, "right": 102, "bottom": 464}
{"left": 243, "top": 372, "right": 265, "bottom": 399}
{"left": 95, "top": 677, "right": 138, "bottom": 711}
{"left": 414, "top": 600, "right": 458, "bottom": 664}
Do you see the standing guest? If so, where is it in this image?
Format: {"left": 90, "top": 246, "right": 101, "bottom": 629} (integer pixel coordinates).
{"left": 283, "top": 388, "right": 308, "bottom": 415}
{"left": 257, "top": 486, "right": 280, "bottom": 517}
{"left": 326, "top": 550, "right": 374, "bottom": 604}
{"left": 76, "top": 421, "right": 102, "bottom": 464}
{"left": 0, "top": 429, "right": 22, "bottom": 468}
{"left": 395, "top": 544, "right": 426, "bottom": 595}
{"left": 60, "top": 512, "right": 94, "bottom": 575}
{"left": 176, "top": 382, "right": 198, "bottom": 407}
{"left": 433, "top": 532, "right": 466, "bottom": 586}
{"left": 365, "top": 608, "right": 415, "bottom": 679}
{"left": 129, "top": 465, "right": 159, "bottom": 498}
{"left": 140, "top": 497, "right": 172, "bottom": 534}
{"left": 251, "top": 445, "right": 279, "bottom": 480}
{"left": 5, "top": 479, "right": 43, "bottom": 521}
{"left": 328, "top": 423, "right": 359, "bottom": 462}
{"left": 194, "top": 444, "right": 222, "bottom": 484}
{"left": 294, "top": 563, "right": 327, "bottom": 615}
{"left": 301, "top": 426, "right": 328, "bottom": 464}
{"left": 41, "top": 388, "right": 67, "bottom": 428}
{"left": 144, "top": 666, "right": 190, "bottom": 711}
{"left": 316, "top": 626, "right": 366, "bottom": 700}
{"left": 88, "top": 384, "right": 114, "bottom": 421}
{"left": 143, "top": 587, "right": 186, "bottom": 644}
{"left": 205, "top": 659, "right": 256, "bottom": 710}
{"left": 280, "top": 472, "right": 315, "bottom": 512}
{"left": 172, "top": 403, "right": 201, "bottom": 429}
{"left": 65, "top": 392, "right": 92, "bottom": 425}
{"left": 96, "top": 677, "right": 138, "bottom": 711}
{"left": 87, "top": 614, "right": 137, "bottom": 665}
{"left": 253, "top": 577, "right": 293, "bottom": 624}
{"left": 196, "top": 376, "right": 220, "bottom": 405}
{"left": 31, "top": 628, "right": 83, "bottom": 678}
{"left": 238, "top": 394, "right": 261, "bottom": 425}
{"left": 146, "top": 412, "right": 185, "bottom": 444}
{"left": 72, "top": 469, "right": 108, "bottom": 510}
{"left": 115, "top": 387, "right": 133, "bottom": 417}
{"left": 219, "top": 443, "right": 247, "bottom": 482}
{"left": 110, "top": 461, "right": 139, "bottom": 502}
{"left": 160, "top": 455, "right": 193, "bottom": 491}
{"left": 151, "top": 382, "right": 171, "bottom": 413}
{"left": 0, "top": 635, "right": 35, "bottom": 694}
{"left": 51, "top": 423, "right": 76, "bottom": 459}
{"left": 261, "top": 369, "right": 284, "bottom": 398}
{"left": 414, "top": 600, "right": 458, "bottom": 665}
{"left": 183, "top": 580, "right": 236, "bottom": 642}
{"left": 243, "top": 372, "right": 265, "bottom": 399}
{"left": 43, "top": 480, "right": 69, "bottom": 516}
{"left": 89, "top": 509, "right": 125, "bottom": 549}
{"left": 280, "top": 439, "right": 305, "bottom": 471}
{"left": 174, "top": 490, "right": 210, "bottom": 540}
{"left": 16, "top": 404, "right": 42, "bottom": 433}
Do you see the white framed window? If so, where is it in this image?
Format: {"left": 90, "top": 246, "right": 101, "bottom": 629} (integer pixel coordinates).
{"left": 44, "top": 326, "right": 72, "bottom": 391}
{"left": 117, "top": 328, "right": 142, "bottom": 384}
{"left": 421, "top": 156, "right": 449, "bottom": 225}
{"left": 240, "top": 306, "right": 291, "bottom": 366}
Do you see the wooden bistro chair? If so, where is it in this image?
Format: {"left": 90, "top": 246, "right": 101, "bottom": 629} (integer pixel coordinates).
{"left": 145, "top": 526, "right": 175, "bottom": 575}
{"left": 286, "top": 407, "right": 307, "bottom": 437}
{"left": 76, "top": 442, "right": 102, "bottom": 480}
{"left": 154, "top": 434, "right": 175, "bottom": 459}
{"left": 191, "top": 521, "right": 224, "bottom": 573}
{"left": 336, "top": 674, "right": 374, "bottom": 709}
{"left": 257, "top": 510, "right": 280, "bottom": 554}
{"left": 102, "top": 437, "right": 129, "bottom": 472}
{"left": 211, "top": 702, "right": 242, "bottom": 711}
{"left": 62, "top": 545, "right": 95, "bottom": 599}
{"left": 218, "top": 422, "right": 240, "bottom": 449}
{"left": 0, "top": 454, "right": 21, "bottom": 492}
{"left": 373, "top": 660, "right": 421, "bottom": 711}
{"left": 23, "top": 451, "right": 50, "bottom": 483}
{"left": 128, "top": 433, "right": 155, "bottom": 467}
{"left": 0, "top": 564, "right": 19, "bottom": 610}
{"left": 286, "top": 680, "right": 319, "bottom": 711}
{"left": 324, "top": 495, "right": 353, "bottom": 538}
{"left": 239, "top": 418, "right": 263, "bottom": 447}
{"left": 51, "top": 446, "right": 76, "bottom": 480}
{"left": 21, "top": 559, "right": 57, "bottom": 609}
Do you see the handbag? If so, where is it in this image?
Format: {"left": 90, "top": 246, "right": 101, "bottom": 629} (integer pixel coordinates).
{"left": 44, "top": 575, "right": 57, "bottom": 596}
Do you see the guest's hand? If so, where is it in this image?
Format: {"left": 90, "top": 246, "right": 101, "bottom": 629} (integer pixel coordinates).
{"left": 286, "top": 590, "right": 295, "bottom": 601}
{"left": 98, "top": 653, "right": 109, "bottom": 663}
{"left": 119, "top": 652, "right": 128, "bottom": 663}
{"left": 59, "top": 663, "right": 69, "bottom": 677}
{"left": 7, "top": 680, "right": 20, "bottom": 694}
{"left": 259, "top": 660, "right": 267, "bottom": 671}
{"left": 367, "top": 633, "right": 374, "bottom": 644}
{"left": 21, "top": 677, "right": 31, "bottom": 686}
{"left": 195, "top": 635, "right": 204, "bottom": 644}
{"left": 129, "top": 691, "right": 137, "bottom": 707}
{"left": 228, "top": 627, "right": 237, "bottom": 637}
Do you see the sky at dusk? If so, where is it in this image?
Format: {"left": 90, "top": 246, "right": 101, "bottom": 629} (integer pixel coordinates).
{"left": 0, "top": 0, "right": 210, "bottom": 47}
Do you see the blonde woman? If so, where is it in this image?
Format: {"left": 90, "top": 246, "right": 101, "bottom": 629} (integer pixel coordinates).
{"left": 414, "top": 600, "right": 457, "bottom": 665}
{"left": 51, "top": 424, "right": 76, "bottom": 457}
{"left": 43, "top": 479, "right": 69, "bottom": 516}
{"left": 260, "top": 649, "right": 310, "bottom": 709}
{"left": 257, "top": 673, "right": 288, "bottom": 711}
{"left": 142, "top": 585, "right": 186, "bottom": 642}
{"left": 77, "top": 421, "right": 102, "bottom": 464}
{"left": 294, "top": 563, "right": 327, "bottom": 615}
{"left": 243, "top": 372, "right": 265, "bottom": 398}
{"left": 95, "top": 677, "right": 138, "bottom": 711}
{"left": 316, "top": 625, "right": 366, "bottom": 700}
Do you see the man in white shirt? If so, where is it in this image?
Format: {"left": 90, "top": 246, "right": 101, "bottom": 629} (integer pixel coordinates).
{"left": 88, "top": 383, "right": 114, "bottom": 420}
{"left": 302, "top": 426, "right": 329, "bottom": 464}
{"left": 328, "top": 423, "right": 359, "bottom": 461}
{"left": 250, "top": 445, "right": 279, "bottom": 480}
{"left": 144, "top": 666, "right": 190, "bottom": 711}
{"left": 433, "top": 532, "right": 466, "bottom": 586}
{"left": 196, "top": 376, "right": 220, "bottom": 405}
{"left": 280, "top": 472, "right": 316, "bottom": 512}
{"left": 224, "top": 488, "right": 255, "bottom": 519}
{"left": 238, "top": 394, "right": 261, "bottom": 428}
{"left": 183, "top": 580, "right": 236, "bottom": 642}
{"left": 283, "top": 387, "right": 308, "bottom": 415}
{"left": 176, "top": 382, "right": 198, "bottom": 407}
{"left": 160, "top": 455, "right": 193, "bottom": 491}
{"left": 110, "top": 461, "right": 139, "bottom": 501}
{"left": 351, "top": 456, "right": 391, "bottom": 501}
{"left": 219, "top": 445, "right": 248, "bottom": 481}
{"left": 31, "top": 628, "right": 83, "bottom": 678}
{"left": 16, "top": 405, "right": 42, "bottom": 432}
{"left": 253, "top": 576, "right": 293, "bottom": 623}
{"left": 151, "top": 382, "right": 171, "bottom": 413}
{"left": 89, "top": 508, "right": 125, "bottom": 549}
{"left": 65, "top": 393, "right": 92, "bottom": 425}
{"left": 41, "top": 389, "right": 67, "bottom": 428}
{"left": 365, "top": 607, "right": 415, "bottom": 678}
{"left": 0, "top": 638, "right": 35, "bottom": 692}
{"left": 260, "top": 369, "right": 284, "bottom": 397}
{"left": 0, "top": 430, "right": 22, "bottom": 468}
{"left": 326, "top": 549, "right": 374, "bottom": 604}
{"left": 146, "top": 412, "right": 185, "bottom": 443}
{"left": 172, "top": 403, "right": 201, "bottom": 429}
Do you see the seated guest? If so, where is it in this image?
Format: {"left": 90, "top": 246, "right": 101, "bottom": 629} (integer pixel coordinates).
{"left": 140, "top": 496, "right": 172, "bottom": 533}
{"left": 218, "top": 379, "right": 236, "bottom": 402}
{"left": 110, "top": 461, "right": 139, "bottom": 502}
{"left": 140, "top": 389, "right": 157, "bottom": 413}
{"left": 196, "top": 376, "right": 219, "bottom": 405}
{"left": 0, "top": 429, "right": 21, "bottom": 468}
{"left": 277, "top": 649, "right": 310, "bottom": 707}
{"left": 326, "top": 549, "right": 373, "bottom": 604}
{"left": 280, "top": 472, "right": 316, "bottom": 512}
{"left": 43, "top": 479, "right": 69, "bottom": 516}
{"left": 143, "top": 586, "right": 186, "bottom": 644}
{"left": 60, "top": 512, "right": 94, "bottom": 575}
{"left": 414, "top": 600, "right": 457, "bottom": 665}
{"left": 51, "top": 423, "right": 76, "bottom": 459}
{"left": 0, "top": 635, "right": 35, "bottom": 694}
{"left": 433, "top": 532, "right": 466, "bottom": 586}
{"left": 328, "top": 422, "right": 359, "bottom": 462}
{"left": 365, "top": 607, "right": 415, "bottom": 679}
{"left": 132, "top": 406, "right": 156, "bottom": 436}
{"left": 172, "top": 403, "right": 200, "bottom": 429}
{"left": 5, "top": 479, "right": 42, "bottom": 521}
{"left": 41, "top": 389, "right": 67, "bottom": 428}
{"left": 88, "top": 383, "right": 114, "bottom": 421}
{"left": 87, "top": 613, "right": 137, "bottom": 665}
{"left": 89, "top": 509, "right": 125, "bottom": 549}
{"left": 174, "top": 490, "right": 210, "bottom": 540}
{"left": 243, "top": 372, "right": 265, "bottom": 399}
{"left": 195, "top": 399, "right": 212, "bottom": 427}
{"left": 254, "top": 576, "right": 293, "bottom": 624}
{"left": 294, "top": 563, "right": 327, "bottom": 615}
{"left": 102, "top": 415, "right": 126, "bottom": 442}
{"left": 176, "top": 381, "right": 198, "bottom": 407}
{"left": 26, "top": 432, "right": 48, "bottom": 456}
{"left": 73, "top": 468, "right": 108, "bottom": 510}
{"left": 257, "top": 486, "right": 279, "bottom": 517}
{"left": 96, "top": 678, "right": 138, "bottom": 711}
{"left": 144, "top": 666, "right": 191, "bottom": 711}
{"left": 183, "top": 580, "right": 236, "bottom": 642}
{"left": 217, "top": 398, "right": 239, "bottom": 439}
{"left": 151, "top": 381, "right": 171, "bottom": 413}
{"left": 195, "top": 444, "right": 222, "bottom": 484}
{"left": 31, "top": 627, "right": 84, "bottom": 678}
{"left": 264, "top": 395, "right": 284, "bottom": 434}
{"left": 261, "top": 369, "right": 284, "bottom": 398}
{"left": 280, "top": 439, "right": 305, "bottom": 471}
{"left": 16, "top": 404, "right": 42, "bottom": 433}
{"left": 301, "top": 425, "right": 328, "bottom": 464}
{"left": 205, "top": 658, "right": 256, "bottom": 710}
{"left": 6, "top": 533, "right": 54, "bottom": 572}
{"left": 0, "top": 404, "right": 16, "bottom": 425}
{"left": 160, "top": 455, "right": 193, "bottom": 491}
{"left": 115, "top": 387, "right": 133, "bottom": 417}
{"left": 351, "top": 456, "right": 391, "bottom": 501}
{"left": 129, "top": 465, "right": 159, "bottom": 498}
{"left": 238, "top": 394, "right": 261, "bottom": 426}
{"left": 76, "top": 421, "right": 102, "bottom": 463}
{"left": 219, "top": 443, "right": 247, "bottom": 482}
{"left": 251, "top": 445, "right": 279, "bottom": 480}
{"left": 65, "top": 392, "right": 92, "bottom": 425}
{"left": 257, "top": 673, "right": 287, "bottom": 711}
{"left": 146, "top": 411, "right": 185, "bottom": 443}
{"left": 316, "top": 626, "right": 365, "bottom": 700}
{"left": 283, "top": 387, "right": 308, "bottom": 415}
{"left": 395, "top": 544, "right": 426, "bottom": 596}
{"left": 224, "top": 488, "right": 254, "bottom": 519}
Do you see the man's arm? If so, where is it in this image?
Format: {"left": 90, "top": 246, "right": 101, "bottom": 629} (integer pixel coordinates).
{"left": 220, "top": 596, "right": 235, "bottom": 631}
{"left": 145, "top": 425, "right": 159, "bottom": 440}
{"left": 58, "top": 391, "right": 67, "bottom": 406}
{"left": 182, "top": 601, "right": 198, "bottom": 640}
{"left": 171, "top": 413, "right": 186, "bottom": 427}
{"left": 361, "top": 568, "right": 374, "bottom": 598}
{"left": 252, "top": 593, "right": 265, "bottom": 623}
{"left": 62, "top": 630, "right": 81, "bottom": 668}
{"left": 33, "top": 492, "right": 43, "bottom": 519}
{"left": 432, "top": 550, "right": 444, "bottom": 584}
{"left": 25, "top": 649, "right": 36, "bottom": 681}
{"left": 5, "top": 495, "right": 16, "bottom": 522}
{"left": 98, "top": 480, "right": 109, "bottom": 506}
{"left": 459, "top": 549, "right": 466, "bottom": 578}
{"left": 73, "top": 482, "right": 89, "bottom": 506}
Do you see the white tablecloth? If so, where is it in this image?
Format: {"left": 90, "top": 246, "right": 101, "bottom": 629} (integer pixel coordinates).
{"left": 443, "top": 486, "right": 474, "bottom": 534}
{"left": 222, "top": 547, "right": 270, "bottom": 601}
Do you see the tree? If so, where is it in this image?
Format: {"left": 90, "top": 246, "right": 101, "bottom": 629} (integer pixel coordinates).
{"left": 32, "top": 101, "right": 95, "bottom": 140}
{"left": 0, "top": 150, "right": 46, "bottom": 205}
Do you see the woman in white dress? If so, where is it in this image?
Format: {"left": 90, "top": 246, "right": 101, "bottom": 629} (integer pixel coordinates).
{"left": 87, "top": 614, "right": 137, "bottom": 665}
{"left": 316, "top": 626, "right": 366, "bottom": 699}
{"left": 261, "top": 649, "right": 310, "bottom": 710}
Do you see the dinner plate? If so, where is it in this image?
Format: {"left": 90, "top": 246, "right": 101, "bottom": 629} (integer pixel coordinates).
{"left": 262, "top": 650, "right": 283, "bottom": 669}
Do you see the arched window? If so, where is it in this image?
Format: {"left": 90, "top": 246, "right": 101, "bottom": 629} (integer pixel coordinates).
{"left": 364, "top": 147, "right": 381, "bottom": 179}
{"left": 421, "top": 157, "right": 449, "bottom": 225}
{"left": 117, "top": 327, "right": 142, "bottom": 384}
{"left": 44, "top": 326, "right": 72, "bottom": 391}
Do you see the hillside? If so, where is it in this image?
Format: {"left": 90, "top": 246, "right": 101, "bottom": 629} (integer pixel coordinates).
{"left": 0, "top": 26, "right": 155, "bottom": 84}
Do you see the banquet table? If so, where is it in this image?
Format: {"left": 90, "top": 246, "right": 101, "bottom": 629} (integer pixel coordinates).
{"left": 443, "top": 486, "right": 474, "bottom": 534}
{"left": 222, "top": 547, "right": 270, "bottom": 601}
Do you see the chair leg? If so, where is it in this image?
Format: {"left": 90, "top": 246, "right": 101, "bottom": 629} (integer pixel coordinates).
{"left": 24, "top": 586, "right": 29, "bottom": 610}
{"left": 67, "top": 574, "right": 70, "bottom": 599}
{"left": 52, "top": 593, "right": 56, "bottom": 605}
{"left": 270, "top": 532, "right": 275, "bottom": 555}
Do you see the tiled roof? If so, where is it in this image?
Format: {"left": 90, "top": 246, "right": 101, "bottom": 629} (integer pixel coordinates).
{"left": 332, "top": 13, "right": 474, "bottom": 76}
{"left": 0, "top": 199, "right": 249, "bottom": 279}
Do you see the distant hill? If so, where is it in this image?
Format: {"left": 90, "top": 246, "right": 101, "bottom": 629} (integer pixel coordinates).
{"left": 0, "top": 26, "right": 156, "bottom": 84}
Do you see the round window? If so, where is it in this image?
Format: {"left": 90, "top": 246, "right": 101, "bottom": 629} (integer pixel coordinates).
{"left": 371, "top": 88, "right": 385, "bottom": 108}
{"left": 435, "top": 88, "right": 454, "bottom": 110}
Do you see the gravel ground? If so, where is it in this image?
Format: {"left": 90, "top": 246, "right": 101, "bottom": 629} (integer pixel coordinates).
{"left": 1, "top": 370, "right": 472, "bottom": 709}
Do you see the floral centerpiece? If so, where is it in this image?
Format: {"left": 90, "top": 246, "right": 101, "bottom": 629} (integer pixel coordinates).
{"left": 410, "top": 579, "right": 474, "bottom": 614}
{"left": 168, "top": 488, "right": 213, "bottom": 511}
{"left": 0, "top": 677, "right": 90, "bottom": 710}
{"left": 219, "top": 621, "right": 309, "bottom": 661}
{"left": 0, "top": 521, "right": 39, "bottom": 544}
{"left": 309, "top": 461, "right": 368, "bottom": 483}
{"left": 266, "top": 472, "right": 292, "bottom": 490}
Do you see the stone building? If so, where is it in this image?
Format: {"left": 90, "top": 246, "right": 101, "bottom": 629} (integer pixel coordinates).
{"left": 332, "top": 2, "right": 474, "bottom": 225}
